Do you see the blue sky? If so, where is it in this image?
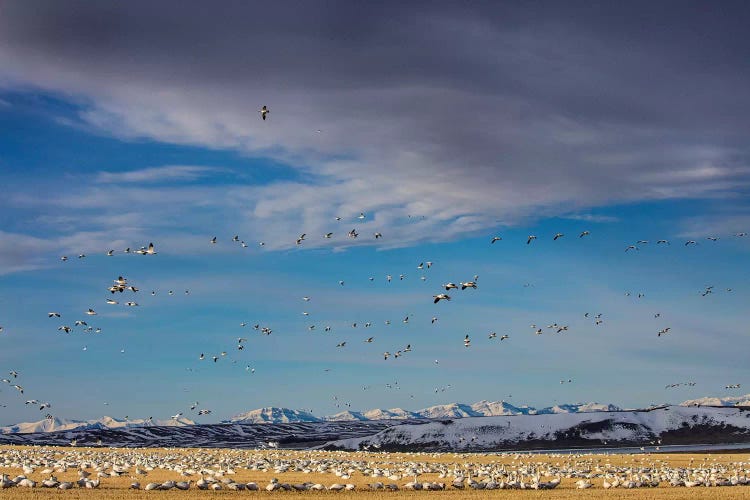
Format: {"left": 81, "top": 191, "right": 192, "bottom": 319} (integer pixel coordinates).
{"left": 0, "top": 1, "right": 749, "bottom": 425}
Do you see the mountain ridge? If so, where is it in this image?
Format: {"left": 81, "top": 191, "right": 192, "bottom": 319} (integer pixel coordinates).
{"left": 5, "top": 396, "right": 740, "bottom": 433}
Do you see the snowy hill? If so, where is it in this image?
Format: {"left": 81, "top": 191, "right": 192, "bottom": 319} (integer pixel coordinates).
{"left": 0, "top": 416, "right": 195, "bottom": 434}
{"left": 325, "top": 406, "right": 750, "bottom": 452}
{"left": 229, "top": 407, "right": 320, "bottom": 423}
{"left": 681, "top": 394, "right": 750, "bottom": 407}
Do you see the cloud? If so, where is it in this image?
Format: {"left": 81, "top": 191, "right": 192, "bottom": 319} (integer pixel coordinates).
{"left": 677, "top": 213, "right": 750, "bottom": 239}
{"left": 561, "top": 213, "right": 619, "bottom": 223}
{"left": 0, "top": 1, "right": 749, "bottom": 254}
{"left": 95, "top": 165, "right": 217, "bottom": 184}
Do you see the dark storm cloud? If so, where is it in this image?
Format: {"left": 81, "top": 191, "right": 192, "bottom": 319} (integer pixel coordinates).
{"left": 1, "top": 0, "right": 749, "bottom": 246}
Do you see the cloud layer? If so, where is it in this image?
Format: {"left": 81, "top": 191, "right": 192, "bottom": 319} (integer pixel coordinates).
{"left": 0, "top": 1, "right": 749, "bottom": 258}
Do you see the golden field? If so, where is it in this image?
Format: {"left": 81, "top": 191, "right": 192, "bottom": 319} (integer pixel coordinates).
{"left": 1, "top": 445, "right": 750, "bottom": 499}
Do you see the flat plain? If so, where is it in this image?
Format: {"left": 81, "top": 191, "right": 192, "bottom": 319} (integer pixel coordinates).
{"left": 2, "top": 446, "right": 750, "bottom": 498}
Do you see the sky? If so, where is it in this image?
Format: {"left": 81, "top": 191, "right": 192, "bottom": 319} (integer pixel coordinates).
{"left": 0, "top": 0, "right": 749, "bottom": 426}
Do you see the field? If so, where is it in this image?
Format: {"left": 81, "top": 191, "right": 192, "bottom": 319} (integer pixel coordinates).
{"left": 2, "top": 446, "right": 750, "bottom": 498}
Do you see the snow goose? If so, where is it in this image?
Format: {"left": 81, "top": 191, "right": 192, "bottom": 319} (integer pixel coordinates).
{"left": 433, "top": 293, "right": 451, "bottom": 303}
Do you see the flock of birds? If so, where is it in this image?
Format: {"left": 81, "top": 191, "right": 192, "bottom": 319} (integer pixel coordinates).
{"left": 0, "top": 204, "right": 747, "bottom": 423}
{"left": 0, "top": 106, "right": 747, "bottom": 459}
{"left": 2, "top": 447, "right": 750, "bottom": 491}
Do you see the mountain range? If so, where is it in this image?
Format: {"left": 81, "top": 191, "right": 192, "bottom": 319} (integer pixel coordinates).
{"left": 226, "top": 400, "right": 622, "bottom": 424}
{"left": 3, "top": 396, "right": 744, "bottom": 434}
{"left": 1, "top": 405, "right": 749, "bottom": 452}
{"left": 0, "top": 415, "right": 195, "bottom": 434}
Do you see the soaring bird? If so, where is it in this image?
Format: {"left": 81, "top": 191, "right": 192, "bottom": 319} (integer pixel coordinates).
{"left": 579, "top": 231, "right": 590, "bottom": 238}
{"left": 527, "top": 235, "right": 537, "bottom": 244}
{"left": 491, "top": 236, "right": 502, "bottom": 244}
{"left": 433, "top": 294, "right": 451, "bottom": 303}
{"left": 685, "top": 240, "right": 697, "bottom": 246}
{"left": 48, "top": 312, "right": 61, "bottom": 318}
{"left": 460, "top": 281, "right": 477, "bottom": 290}
{"left": 259, "top": 105, "right": 269, "bottom": 120}
{"left": 443, "top": 282, "right": 458, "bottom": 290}
{"left": 553, "top": 233, "right": 564, "bottom": 240}
{"left": 463, "top": 334, "right": 471, "bottom": 348}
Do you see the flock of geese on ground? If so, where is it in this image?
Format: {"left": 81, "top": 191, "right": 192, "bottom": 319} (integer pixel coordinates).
{"left": 2, "top": 447, "right": 750, "bottom": 491}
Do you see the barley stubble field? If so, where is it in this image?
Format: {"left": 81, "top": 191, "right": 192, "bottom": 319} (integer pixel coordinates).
{"left": 2, "top": 446, "right": 750, "bottom": 499}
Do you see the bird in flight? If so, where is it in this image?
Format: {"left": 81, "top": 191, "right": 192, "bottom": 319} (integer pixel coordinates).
{"left": 433, "top": 293, "right": 451, "bottom": 303}
{"left": 259, "top": 105, "right": 269, "bottom": 120}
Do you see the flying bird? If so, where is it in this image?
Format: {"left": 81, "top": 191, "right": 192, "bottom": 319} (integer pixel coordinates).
{"left": 433, "top": 294, "right": 451, "bottom": 303}
{"left": 259, "top": 105, "right": 269, "bottom": 120}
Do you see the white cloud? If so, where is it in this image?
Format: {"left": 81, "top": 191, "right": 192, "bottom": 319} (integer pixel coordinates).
{"left": 95, "top": 165, "right": 217, "bottom": 184}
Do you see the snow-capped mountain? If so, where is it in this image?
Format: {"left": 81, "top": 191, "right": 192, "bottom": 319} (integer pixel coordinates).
{"left": 469, "top": 400, "right": 536, "bottom": 416}
{"left": 345, "top": 401, "right": 620, "bottom": 420}
{"left": 536, "top": 403, "right": 623, "bottom": 414}
{"left": 228, "top": 407, "right": 320, "bottom": 423}
{"left": 362, "top": 408, "right": 421, "bottom": 420}
{"left": 681, "top": 394, "right": 750, "bottom": 407}
{"left": 416, "top": 402, "right": 481, "bottom": 419}
{"left": 325, "top": 411, "right": 369, "bottom": 421}
{"left": 0, "top": 416, "right": 194, "bottom": 434}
